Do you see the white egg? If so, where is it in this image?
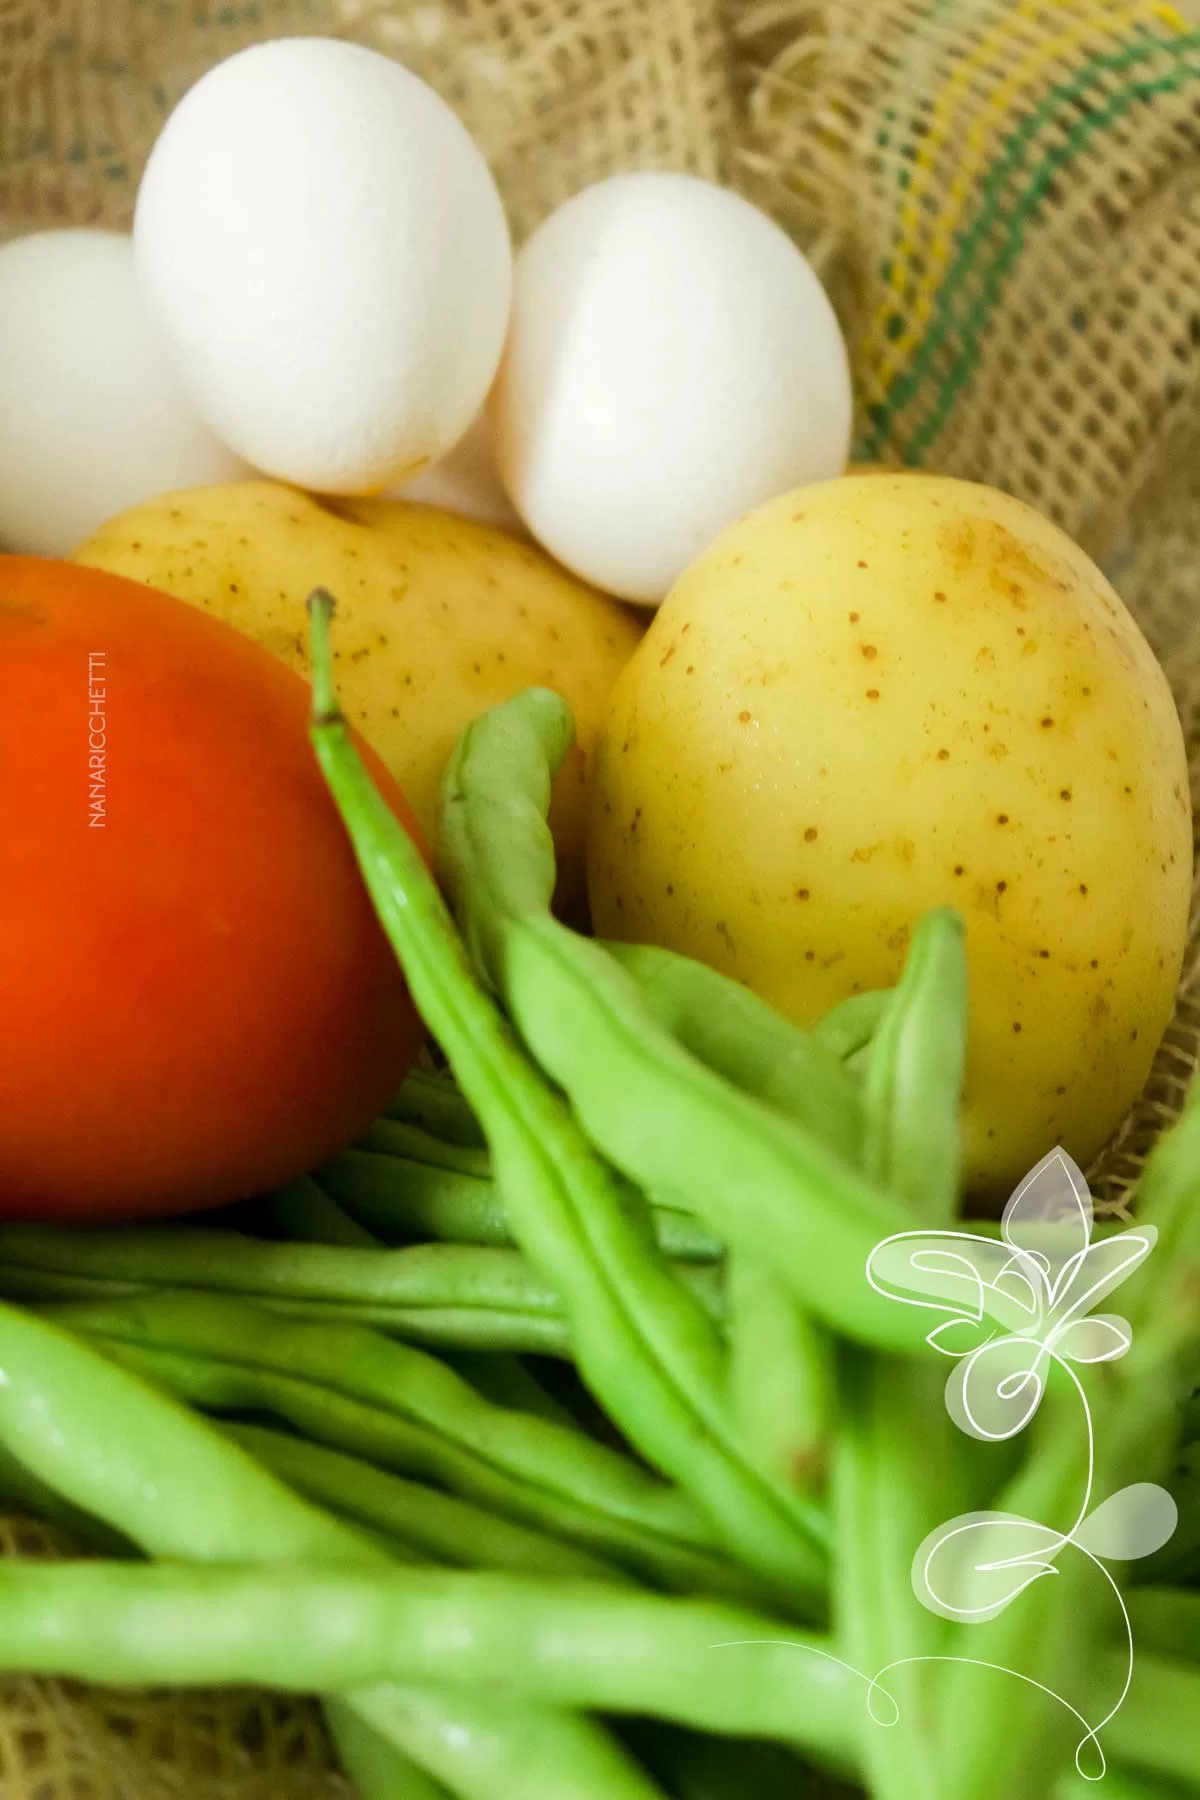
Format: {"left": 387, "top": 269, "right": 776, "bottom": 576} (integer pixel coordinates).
{"left": 133, "top": 37, "right": 513, "bottom": 495}
{"left": 393, "top": 407, "right": 524, "bottom": 533}
{"left": 491, "top": 171, "right": 853, "bottom": 605}
{"left": 0, "top": 230, "right": 249, "bottom": 557}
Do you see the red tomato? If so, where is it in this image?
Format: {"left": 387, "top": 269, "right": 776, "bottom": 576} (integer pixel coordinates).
{"left": 0, "top": 556, "right": 426, "bottom": 1220}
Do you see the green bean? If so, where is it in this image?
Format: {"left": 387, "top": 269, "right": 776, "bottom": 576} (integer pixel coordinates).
{"left": 0, "top": 1558, "right": 862, "bottom": 1764}
{"left": 934, "top": 1119, "right": 1200, "bottom": 1800}
{"left": 621, "top": 1722, "right": 837, "bottom": 1800}
{"left": 0, "top": 1442, "right": 133, "bottom": 1558}
{"left": 308, "top": 594, "right": 828, "bottom": 1609}
{"left": 861, "top": 909, "right": 966, "bottom": 1221}
{"left": 1139, "top": 1442, "right": 1200, "bottom": 1584}
{"left": 839, "top": 921, "right": 972, "bottom": 1800}
{"left": 1124, "top": 1588, "right": 1200, "bottom": 1665}
{"left": 599, "top": 940, "right": 862, "bottom": 1161}
{"left": 347, "top": 1687, "right": 667, "bottom": 1800}
{"left": 1120, "top": 1089, "right": 1200, "bottom": 1361}
{"left": 386, "top": 1068, "right": 487, "bottom": 1147}
{"left": 322, "top": 1147, "right": 514, "bottom": 1245}
{"left": 363, "top": 1120, "right": 727, "bottom": 1264}
{"left": 49, "top": 1288, "right": 712, "bottom": 1540}
{"left": 0, "top": 1264, "right": 149, "bottom": 1303}
{"left": 727, "top": 1253, "right": 834, "bottom": 1496}
{"left": 0, "top": 1221, "right": 725, "bottom": 1356}
{"left": 94, "top": 1337, "right": 779, "bottom": 1609}
{"left": 268, "top": 1174, "right": 384, "bottom": 1247}
{"left": 435, "top": 684, "right": 916, "bottom": 1352}
{"left": 441, "top": 1350, "right": 583, "bottom": 1430}
{"left": 227, "top": 1421, "right": 622, "bottom": 1584}
{"left": 1101, "top": 1647, "right": 1200, "bottom": 1789}
{"left": 607, "top": 942, "right": 840, "bottom": 1498}
{"left": 0, "top": 1222, "right": 564, "bottom": 1317}
{"left": 325, "top": 1702, "right": 451, "bottom": 1800}
{"left": 1054, "top": 1768, "right": 1196, "bottom": 1800}
{"left": 367, "top": 1118, "right": 495, "bottom": 1178}
{"left": 48, "top": 1289, "right": 776, "bottom": 1607}
{"left": 0, "top": 1300, "right": 665, "bottom": 1800}
{"left": 832, "top": 1354, "right": 959, "bottom": 1800}
{"left": 0, "top": 1249, "right": 573, "bottom": 1357}
{"left": 322, "top": 1146, "right": 724, "bottom": 1263}
{"left": 811, "top": 989, "right": 893, "bottom": 1063}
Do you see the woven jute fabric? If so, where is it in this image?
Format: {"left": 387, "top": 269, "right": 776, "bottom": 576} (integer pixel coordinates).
{"left": 2, "top": 0, "right": 1199, "bottom": 1792}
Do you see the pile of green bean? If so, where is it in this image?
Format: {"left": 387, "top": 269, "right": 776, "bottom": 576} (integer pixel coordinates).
{"left": 0, "top": 586, "right": 1196, "bottom": 1800}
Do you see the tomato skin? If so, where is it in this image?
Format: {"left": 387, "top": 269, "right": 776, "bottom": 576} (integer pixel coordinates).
{"left": 0, "top": 555, "right": 426, "bottom": 1221}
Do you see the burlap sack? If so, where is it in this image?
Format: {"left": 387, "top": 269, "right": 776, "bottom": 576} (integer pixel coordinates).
{"left": 2, "top": 1, "right": 1199, "bottom": 1793}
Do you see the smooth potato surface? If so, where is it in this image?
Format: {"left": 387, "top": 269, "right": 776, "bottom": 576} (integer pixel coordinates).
{"left": 76, "top": 482, "right": 642, "bottom": 911}
{"left": 588, "top": 473, "right": 1192, "bottom": 1195}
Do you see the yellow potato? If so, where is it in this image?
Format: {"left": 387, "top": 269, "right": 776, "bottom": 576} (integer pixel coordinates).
{"left": 587, "top": 473, "right": 1192, "bottom": 1196}
{"left": 75, "top": 482, "right": 642, "bottom": 913}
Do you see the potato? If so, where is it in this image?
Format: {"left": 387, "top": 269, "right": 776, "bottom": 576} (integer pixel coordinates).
{"left": 587, "top": 473, "right": 1192, "bottom": 1196}
{"left": 75, "top": 482, "right": 642, "bottom": 912}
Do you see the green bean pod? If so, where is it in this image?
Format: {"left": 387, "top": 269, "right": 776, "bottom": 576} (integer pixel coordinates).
{"left": 811, "top": 990, "right": 893, "bottom": 1063}
{"left": 860, "top": 907, "right": 967, "bottom": 1221}
{"left": 1123, "top": 1588, "right": 1200, "bottom": 1665}
{"left": 441, "top": 1350, "right": 579, "bottom": 1429}
{"left": 322, "top": 1145, "right": 723, "bottom": 1262}
{"left": 832, "top": 1354, "right": 961, "bottom": 1800}
{"left": 620, "top": 1722, "right": 840, "bottom": 1800}
{"left": 1138, "top": 1441, "right": 1200, "bottom": 1584}
{"left": 1099, "top": 1647, "right": 1200, "bottom": 1791}
{"left": 1054, "top": 1767, "right": 1200, "bottom": 1800}
{"left": 435, "top": 684, "right": 918, "bottom": 1353}
{"left": 0, "top": 1221, "right": 723, "bottom": 1357}
{"left": 268, "top": 1175, "right": 384, "bottom": 1247}
{"left": 0, "top": 1557, "right": 862, "bottom": 1765}
{"left": 40, "top": 1290, "right": 721, "bottom": 1564}
{"left": 385, "top": 1068, "right": 487, "bottom": 1147}
{"left": 0, "top": 1248, "right": 574, "bottom": 1357}
{"left": 0, "top": 1301, "right": 657, "bottom": 1800}
{"left": 307, "top": 594, "right": 827, "bottom": 1610}
{"left": 599, "top": 940, "right": 862, "bottom": 1161}
{"left": 606, "top": 941, "right": 842, "bottom": 1500}
{"left": 8, "top": 1552, "right": 1199, "bottom": 1787}
{"left": 935, "top": 1309, "right": 1192, "bottom": 1798}
{"left": 726, "top": 1254, "right": 834, "bottom": 1497}
{"left": 320, "top": 1147, "right": 521, "bottom": 1247}
{"left": 837, "top": 904, "right": 976, "bottom": 1798}
{"left": 323, "top": 1702, "right": 451, "bottom": 1800}
{"left": 92, "top": 1337, "right": 765, "bottom": 1607}
{"left": 0, "top": 1222, "right": 562, "bottom": 1316}
{"left": 227, "top": 1421, "right": 622, "bottom": 1584}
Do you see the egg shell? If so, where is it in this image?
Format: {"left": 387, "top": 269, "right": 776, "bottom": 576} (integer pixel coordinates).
{"left": 491, "top": 171, "right": 853, "bottom": 604}
{"left": 393, "top": 406, "right": 524, "bottom": 533}
{"left": 0, "top": 230, "right": 248, "bottom": 557}
{"left": 133, "top": 37, "right": 513, "bottom": 494}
